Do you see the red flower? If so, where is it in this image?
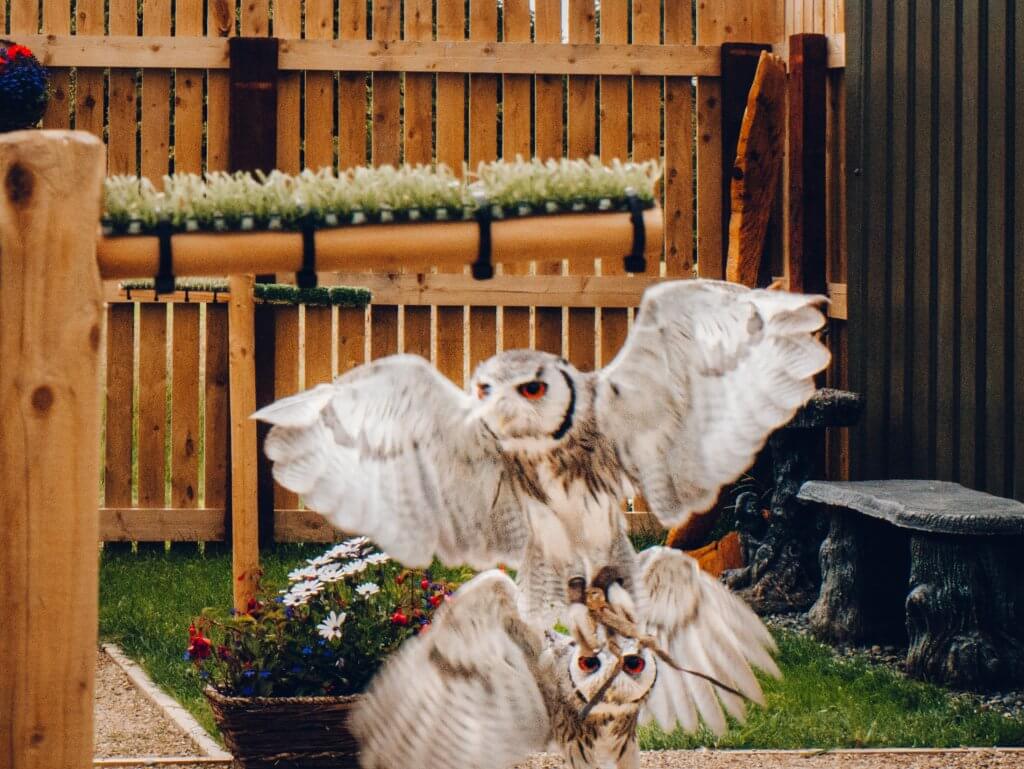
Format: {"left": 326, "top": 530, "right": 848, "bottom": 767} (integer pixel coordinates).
{"left": 428, "top": 594, "right": 442, "bottom": 608}
{"left": 187, "top": 623, "right": 213, "bottom": 661}
{"left": 390, "top": 610, "right": 409, "bottom": 626}
{"left": 246, "top": 597, "right": 263, "bottom": 615}
{"left": 420, "top": 579, "right": 430, "bottom": 590}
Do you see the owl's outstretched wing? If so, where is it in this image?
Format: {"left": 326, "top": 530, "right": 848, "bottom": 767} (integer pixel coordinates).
{"left": 252, "top": 354, "right": 527, "bottom": 569}
{"left": 352, "top": 571, "right": 552, "bottom": 769}
{"left": 638, "top": 547, "right": 779, "bottom": 735}
{"left": 596, "top": 279, "right": 830, "bottom": 528}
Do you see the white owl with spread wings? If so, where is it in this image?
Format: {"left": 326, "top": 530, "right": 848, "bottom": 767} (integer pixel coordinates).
{"left": 253, "top": 278, "right": 830, "bottom": 768}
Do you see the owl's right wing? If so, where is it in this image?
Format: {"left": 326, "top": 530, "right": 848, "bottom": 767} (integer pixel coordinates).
{"left": 252, "top": 354, "right": 528, "bottom": 569}
{"left": 352, "top": 571, "right": 553, "bottom": 769}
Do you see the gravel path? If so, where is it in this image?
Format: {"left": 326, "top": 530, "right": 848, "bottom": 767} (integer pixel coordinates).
{"left": 94, "top": 649, "right": 203, "bottom": 759}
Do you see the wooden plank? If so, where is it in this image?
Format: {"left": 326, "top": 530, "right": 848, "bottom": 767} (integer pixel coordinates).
{"left": 171, "top": 304, "right": 200, "bottom": 508}
{"left": 174, "top": 0, "right": 205, "bottom": 175}
{"left": 534, "top": 0, "right": 564, "bottom": 160}
{"left": 275, "top": 0, "right": 303, "bottom": 175}
{"left": 338, "top": 0, "right": 368, "bottom": 170}
{"left": 436, "top": 305, "right": 466, "bottom": 387}
{"left": 337, "top": 306, "right": 367, "bottom": 374}
{"left": 469, "top": 0, "right": 499, "bottom": 167}
{"left": 664, "top": 0, "right": 695, "bottom": 277}
{"left": 206, "top": 0, "right": 234, "bottom": 172}
{"left": 18, "top": 35, "right": 724, "bottom": 75}
{"left": 272, "top": 305, "right": 299, "bottom": 511}
{"left": 502, "top": 0, "right": 533, "bottom": 161}
{"left": 0, "top": 129, "right": 104, "bottom": 769}
{"left": 371, "top": 0, "right": 402, "bottom": 166}
{"left": 142, "top": 0, "right": 172, "bottom": 184}
{"left": 137, "top": 304, "right": 168, "bottom": 508}
{"left": 107, "top": 0, "right": 139, "bottom": 175}
{"left": 204, "top": 304, "right": 230, "bottom": 510}
{"left": 370, "top": 306, "right": 400, "bottom": 360}
{"left": 469, "top": 303, "right": 498, "bottom": 373}
{"left": 305, "top": 0, "right": 335, "bottom": 171}
{"left": 228, "top": 275, "right": 259, "bottom": 611}
{"left": 229, "top": 37, "right": 279, "bottom": 174}
{"left": 827, "top": 282, "right": 848, "bottom": 320}
{"left": 599, "top": 0, "right": 629, "bottom": 164}
{"left": 40, "top": 0, "right": 70, "bottom": 129}
{"left": 105, "top": 305, "right": 135, "bottom": 509}
{"left": 567, "top": 0, "right": 597, "bottom": 160}
{"left": 787, "top": 35, "right": 828, "bottom": 294}
{"left": 240, "top": 0, "right": 268, "bottom": 35}
{"left": 73, "top": 0, "right": 105, "bottom": 140}
{"left": 435, "top": 0, "right": 466, "bottom": 172}
{"left": 403, "top": 0, "right": 434, "bottom": 166}
{"left": 274, "top": 510, "right": 347, "bottom": 542}
{"left": 695, "top": 0, "right": 727, "bottom": 279}
{"left": 727, "top": 52, "right": 786, "bottom": 287}
{"left": 304, "top": 306, "right": 333, "bottom": 386}
{"left": 632, "top": 0, "right": 661, "bottom": 162}
{"left": 100, "top": 508, "right": 225, "bottom": 542}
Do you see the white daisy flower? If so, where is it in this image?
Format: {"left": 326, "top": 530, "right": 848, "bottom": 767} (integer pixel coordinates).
{"left": 288, "top": 565, "right": 318, "bottom": 582}
{"left": 364, "top": 553, "right": 390, "bottom": 565}
{"left": 317, "top": 563, "right": 344, "bottom": 582}
{"left": 307, "top": 554, "right": 335, "bottom": 568}
{"left": 355, "top": 581, "right": 380, "bottom": 597}
{"left": 316, "top": 610, "right": 347, "bottom": 641}
{"left": 292, "top": 579, "right": 324, "bottom": 598}
{"left": 340, "top": 560, "right": 369, "bottom": 577}
{"left": 282, "top": 592, "right": 309, "bottom": 607}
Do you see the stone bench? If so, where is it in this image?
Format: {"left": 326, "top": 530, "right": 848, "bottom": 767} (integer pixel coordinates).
{"left": 798, "top": 479, "right": 1024, "bottom": 691}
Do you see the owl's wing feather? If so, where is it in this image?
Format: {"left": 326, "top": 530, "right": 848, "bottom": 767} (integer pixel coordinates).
{"left": 597, "top": 279, "right": 830, "bottom": 528}
{"left": 352, "top": 571, "right": 552, "bottom": 769}
{"left": 638, "top": 547, "right": 779, "bottom": 736}
{"left": 253, "top": 354, "right": 527, "bottom": 569}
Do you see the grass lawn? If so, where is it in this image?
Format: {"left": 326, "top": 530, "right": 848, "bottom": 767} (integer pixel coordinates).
{"left": 100, "top": 545, "right": 1024, "bottom": 749}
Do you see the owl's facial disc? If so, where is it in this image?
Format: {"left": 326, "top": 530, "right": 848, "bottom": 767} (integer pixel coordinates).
{"left": 470, "top": 351, "right": 574, "bottom": 442}
{"left": 570, "top": 642, "right": 656, "bottom": 709}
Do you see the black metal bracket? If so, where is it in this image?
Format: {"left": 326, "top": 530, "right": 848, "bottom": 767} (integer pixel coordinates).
{"left": 623, "top": 191, "right": 647, "bottom": 274}
{"left": 297, "top": 218, "right": 318, "bottom": 289}
{"left": 154, "top": 219, "right": 175, "bottom": 294}
{"left": 472, "top": 200, "right": 494, "bottom": 280}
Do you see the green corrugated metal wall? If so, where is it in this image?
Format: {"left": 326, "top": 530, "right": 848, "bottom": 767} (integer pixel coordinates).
{"left": 846, "top": 0, "right": 1023, "bottom": 500}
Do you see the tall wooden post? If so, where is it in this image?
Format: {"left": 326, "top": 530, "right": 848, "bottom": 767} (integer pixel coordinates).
{"left": 0, "top": 130, "right": 105, "bottom": 769}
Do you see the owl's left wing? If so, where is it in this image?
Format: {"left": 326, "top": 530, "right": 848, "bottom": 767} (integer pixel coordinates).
{"left": 637, "top": 547, "right": 780, "bottom": 736}
{"left": 596, "top": 279, "right": 830, "bottom": 529}
{"left": 352, "top": 571, "right": 553, "bottom": 769}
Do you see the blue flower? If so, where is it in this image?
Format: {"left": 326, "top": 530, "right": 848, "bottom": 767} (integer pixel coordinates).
{"left": 242, "top": 669, "right": 256, "bottom": 678}
{"left": 258, "top": 671, "right": 271, "bottom": 679}
{"left": 290, "top": 665, "right": 303, "bottom": 674}
{"left": 199, "top": 670, "right": 210, "bottom": 679}
{"left": 285, "top": 607, "right": 294, "bottom": 619}
{"left": 240, "top": 685, "right": 255, "bottom": 697}
{"left": 317, "top": 639, "right": 327, "bottom": 647}
{"left": 301, "top": 646, "right": 313, "bottom": 656}
{"left": 182, "top": 651, "right": 191, "bottom": 661}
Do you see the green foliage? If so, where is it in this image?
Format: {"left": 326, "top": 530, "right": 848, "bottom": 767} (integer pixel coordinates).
{"left": 118, "top": 280, "right": 372, "bottom": 307}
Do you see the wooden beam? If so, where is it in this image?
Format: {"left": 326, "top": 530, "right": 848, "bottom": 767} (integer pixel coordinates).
{"left": 1, "top": 130, "right": 105, "bottom": 769}
{"left": 96, "top": 209, "right": 664, "bottom": 280}
{"left": 726, "top": 52, "right": 786, "bottom": 286}
{"left": 100, "top": 509, "right": 226, "bottom": 541}
{"left": 827, "top": 282, "right": 848, "bottom": 320}
{"left": 274, "top": 510, "right": 349, "bottom": 542}
{"left": 328, "top": 272, "right": 661, "bottom": 307}
{"left": 228, "top": 274, "right": 259, "bottom": 612}
{"left": 16, "top": 35, "right": 722, "bottom": 76}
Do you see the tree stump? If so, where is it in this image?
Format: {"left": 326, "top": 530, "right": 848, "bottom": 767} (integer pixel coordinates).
{"left": 799, "top": 479, "right": 1024, "bottom": 691}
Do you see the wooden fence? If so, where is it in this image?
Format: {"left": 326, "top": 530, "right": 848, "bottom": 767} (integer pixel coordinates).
{"left": 3, "top": 0, "right": 849, "bottom": 544}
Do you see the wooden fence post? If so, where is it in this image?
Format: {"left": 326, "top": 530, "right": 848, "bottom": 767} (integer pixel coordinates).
{"left": 0, "top": 129, "right": 105, "bottom": 769}
{"left": 228, "top": 274, "right": 260, "bottom": 611}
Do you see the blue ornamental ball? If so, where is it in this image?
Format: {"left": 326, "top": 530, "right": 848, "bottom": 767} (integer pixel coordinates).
{"left": 0, "top": 41, "right": 50, "bottom": 133}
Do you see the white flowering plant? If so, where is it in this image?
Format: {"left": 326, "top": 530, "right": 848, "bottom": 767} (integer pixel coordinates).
{"left": 186, "top": 538, "right": 470, "bottom": 697}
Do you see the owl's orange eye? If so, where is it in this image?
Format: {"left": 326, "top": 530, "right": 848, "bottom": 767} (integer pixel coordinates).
{"left": 517, "top": 381, "right": 547, "bottom": 400}
{"left": 477, "top": 383, "right": 491, "bottom": 399}
{"left": 623, "top": 655, "right": 645, "bottom": 675}
{"left": 578, "top": 655, "right": 601, "bottom": 673}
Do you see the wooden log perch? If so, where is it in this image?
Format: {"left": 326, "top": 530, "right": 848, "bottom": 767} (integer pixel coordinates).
{"left": 95, "top": 209, "right": 663, "bottom": 280}
{"left": 0, "top": 130, "right": 105, "bottom": 769}
{"left": 726, "top": 51, "right": 786, "bottom": 287}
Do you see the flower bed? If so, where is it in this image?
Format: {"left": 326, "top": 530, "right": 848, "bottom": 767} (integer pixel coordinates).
{"left": 101, "top": 156, "right": 660, "bottom": 235}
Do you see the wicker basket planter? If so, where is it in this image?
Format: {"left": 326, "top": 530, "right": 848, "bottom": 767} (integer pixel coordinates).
{"left": 205, "top": 687, "right": 361, "bottom": 769}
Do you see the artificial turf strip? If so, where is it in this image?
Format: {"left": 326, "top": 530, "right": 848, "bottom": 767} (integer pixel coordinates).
{"left": 99, "top": 546, "right": 1024, "bottom": 749}
{"left": 119, "top": 279, "right": 372, "bottom": 307}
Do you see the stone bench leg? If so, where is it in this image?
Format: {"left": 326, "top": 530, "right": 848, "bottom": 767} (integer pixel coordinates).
{"left": 808, "top": 506, "right": 908, "bottom": 644}
{"left": 905, "top": 534, "right": 1024, "bottom": 690}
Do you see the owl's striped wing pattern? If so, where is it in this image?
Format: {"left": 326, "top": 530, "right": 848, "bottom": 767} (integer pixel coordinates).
{"left": 597, "top": 279, "right": 830, "bottom": 528}
{"left": 353, "top": 571, "right": 552, "bottom": 769}
{"left": 252, "top": 355, "right": 528, "bottom": 569}
{"left": 638, "top": 547, "right": 780, "bottom": 735}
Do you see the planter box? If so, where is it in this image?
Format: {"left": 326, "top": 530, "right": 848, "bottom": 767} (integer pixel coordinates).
{"left": 205, "top": 687, "right": 361, "bottom": 769}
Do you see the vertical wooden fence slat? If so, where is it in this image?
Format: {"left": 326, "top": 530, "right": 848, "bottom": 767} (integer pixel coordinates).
{"left": 105, "top": 305, "right": 135, "bottom": 509}
{"left": 372, "top": 0, "right": 402, "bottom": 166}
{"left": 273, "top": 306, "right": 299, "bottom": 511}
{"left": 695, "top": 2, "right": 725, "bottom": 278}
{"left": 304, "top": 306, "right": 334, "bottom": 386}
{"left": 338, "top": 0, "right": 368, "bottom": 170}
{"left": 204, "top": 304, "right": 230, "bottom": 514}
{"left": 228, "top": 275, "right": 259, "bottom": 610}
{"left": 371, "top": 306, "right": 400, "bottom": 360}
{"left": 74, "top": 0, "right": 105, "bottom": 140}
{"left": 631, "top": 0, "right": 661, "bottom": 164}
{"left": 174, "top": 0, "right": 205, "bottom": 174}
{"left": 142, "top": 0, "right": 172, "bottom": 184}
{"left": 435, "top": 0, "right": 466, "bottom": 172}
{"left": 664, "top": 0, "right": 695, "bottom": 278}
{"left": 338, "top": 307, "right": 368, "bottom": 375}
{"left": 1, "top": 128, "right": 104, "bottom": 769}
{"left": 275, "top": 0, "right": 302, "bottom": 175}
{"left": 240, "top": 0, "right": 268, "bottom": 35}
{"left": 108, "top": 0, "right": 138, "bottom": 175}
{"left": 41, "top": 0, "right": 70, "bottom": 129}
{"left": 171, "top": 304, "right": 200, "bottom": 508}
{"left": 306, "top": 0, "right": 336, "bottom": 171}
{"left": 206, "top": 0, "right": 234, "bottom": 172}
{"left": 137, "top": 304, "right": 168, "bottom": 510}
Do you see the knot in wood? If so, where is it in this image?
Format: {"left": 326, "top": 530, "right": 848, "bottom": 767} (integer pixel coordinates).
{"left": 5, "top": 163, "right": 34, "bottom": 206}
